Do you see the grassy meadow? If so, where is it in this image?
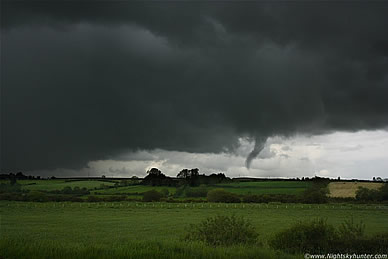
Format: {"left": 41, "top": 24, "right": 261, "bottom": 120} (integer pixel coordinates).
{"left": 1, "top": 179, "right": 117, "bottom": 191}
{"left": 1, "top": 201, "right": 388, "bottom": 258}
{"left": 1, "top": 178, "right": 388, "bottom": 258}
{"left": 214, "top": 181, "right": 311, "bottom": 195}
{"left": 7, "top": 179, "right": 312, "bottom": 197}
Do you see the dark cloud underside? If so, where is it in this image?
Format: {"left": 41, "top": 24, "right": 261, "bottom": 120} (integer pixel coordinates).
{"left": 1, "top": 1, "right": 388, "bottom": 171}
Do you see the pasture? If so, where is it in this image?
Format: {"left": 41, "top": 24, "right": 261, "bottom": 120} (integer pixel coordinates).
{"left": 214, "top": 181, "right": 311, "bottom": 195}
{"left": 13, "top": 179, "right": 117, "bottom": 191}
{"left": 10, "top": 179, "right": 311, "bottom": 197}
{"left": 1, "top": 201, "right": 388, "bottom": 258}
{"left": 328, "top": 181, "right": 384, "bottom": 198}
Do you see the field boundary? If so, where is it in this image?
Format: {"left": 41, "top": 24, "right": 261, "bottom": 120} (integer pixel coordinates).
{"left": 1, "top": 201, "right": 388, "bottom": 211}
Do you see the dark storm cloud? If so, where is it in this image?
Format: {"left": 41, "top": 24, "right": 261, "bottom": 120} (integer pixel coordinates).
{"left": 1, "top": 1, "right": 388, "bottom": 171}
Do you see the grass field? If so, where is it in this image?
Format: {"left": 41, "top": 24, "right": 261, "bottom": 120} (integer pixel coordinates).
{"left": 214, "top": 181, "right": 311, "bottom": 195}
{"left": 6, "top": 179, "right": 312, "bottom": 197}
{"left": 8, "top": 179, "right": 117, "bottom": 191}
{"left": 92, "top": 185, "right": 177, "bottom": 195}
{"left": 328, "top": 181, "right": 384, "bottom": 198}
{"left": 1, "top": 201, "right": 388, "bottom": 258}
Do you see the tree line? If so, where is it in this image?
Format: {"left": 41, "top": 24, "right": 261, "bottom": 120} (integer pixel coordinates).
{"left": 142, "top": 168, "right": 230, "bottom": 186}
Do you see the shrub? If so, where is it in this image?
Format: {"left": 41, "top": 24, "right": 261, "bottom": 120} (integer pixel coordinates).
{"left": 0, "top": 192, "right": 24, "bottom": 201}
{"left": 381, "top": 183, "right": 388, "bottom": 201}
{"left": 207, "top": 189, "right": 240, "bottom": 203}
{"left": 242, "top": 194, "right": 262, "bottom": 203}
{"left": 337, "top": 217, "right": 365, "bottom": 240}
{"left": 184, "top": 215, "right": 259, "bottom": 246}
{"left": 69, "top": 196, "right": 83, "bottom": 202}
{"left": 355, "top": 187, "right": 381, "bottom": 201}
{"left": 185, "top": 186, "right": 208, "bottom": 197}
{"left": 302, "top": 188, "right": 328, "bottom": 204}
{"left": 174, "top": 185, "right": 186, "bottom": 198}
{"left": 269, "top": 218, "right": 337, "bottom": 254}
{"left": 143, "top": 190, "right": 163, "bottom": 202}
{"left": 160, "top": 188, "right": 170, "bottom": 198}
{"left": 301, "top": 178, "right": 330, "bottom": 204}
{"left": 270, "top": 218, "right": 388, "bottom": 254}
{"left": 26, "top": 191, "right": 50, "bottom": 202}
{"left": 0, "top": 182, "right": 22, "bottom": 193}
{"left": 104, "top": 195, "right": 127, "bottom": 202}
{"left": 87, "top": 196, "right": 101, "bottom": 202}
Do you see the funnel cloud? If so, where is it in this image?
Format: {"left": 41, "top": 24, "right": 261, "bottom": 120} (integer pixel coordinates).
{"left": 245, "top": 137, "right": 267, "bottom": 169}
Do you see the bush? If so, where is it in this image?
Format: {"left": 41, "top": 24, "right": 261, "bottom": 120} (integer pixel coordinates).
{"left": 68, "top": 196, "right": 83, "bottom": 202}
{"left": 270, "top": 218, "right": 388, "bottom": 254}
{"left": 207, "top": 189, "right": 240, "bottom": 203}
{"left": 174, "top": 186, "right": 186, "bottom": 198}
{"left": 184, "top": 215, "right": 259, "bottom": 246}
{"left": 104, "top": 195, "right": 127, "bottom": 202}
{"left": 26, "top": 191, "right": 50, "bottom": 202}
{"left": 337, "top": 217, "right": 365, "bottom": 240}
{"left": 87, "top": 196, "right": 101, "bottom": 202}
{"left": 0, "top": 182, "right": 22, "bottom": 193}
{"left": 143, "top": 190, "right": 163, "bottom": 202}
{"left": 185, "top": 186, "right": 208, "bottom": 197}
{"left": 355, "top": 187, "right": 381, "bottom": 202}
{"left": 242, "top": 194, "right": 262, "bottom": 203}
{"left": 160, "top": 188, "right": 170, "bottom": 198}
{"left": 269, "top": 218, "right": 337, "bottom": 254}
{"left": 380, "top": 183, "right": 388, "bottom": 201}
{"left": 301, "top": 178, "right": 330, "bottom": 204}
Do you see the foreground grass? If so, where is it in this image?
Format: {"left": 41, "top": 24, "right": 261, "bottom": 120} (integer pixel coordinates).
{"left": 0, "top": 238, "right": 299, "bottom": 259}
{"left": 1, "top": 201, "right": 387, "bottom": 258}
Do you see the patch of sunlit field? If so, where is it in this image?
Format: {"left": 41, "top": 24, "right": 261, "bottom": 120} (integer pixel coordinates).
{"left": 1, "top": 201, "right": 387, "bottom": 258}
{"left": 328, "top": 181, "right": 384, "bottom": 198}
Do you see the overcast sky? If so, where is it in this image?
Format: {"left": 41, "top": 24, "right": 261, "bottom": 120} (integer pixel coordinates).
{"left": 1, "top": 1, "right": 388, "bottom": 179}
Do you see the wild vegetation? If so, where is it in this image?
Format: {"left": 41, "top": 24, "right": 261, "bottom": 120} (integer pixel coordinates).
{"left": 1, "top": 171, "right": 387, "bottom": 258}
{"left": 270, "top": 218, "right": 388, "bottom": 254}
{"left": 1, "top": 170, "right": 387, "bottom": 205}
{"left": 184, "top": 215, "right": 259, "bottom": 246}
{"left": 1, "top": 201, "right": 388, "bottom": 258}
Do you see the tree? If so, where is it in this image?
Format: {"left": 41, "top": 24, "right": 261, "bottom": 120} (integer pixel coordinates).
{"left": 177, "top": 169, "right": 190, "bottom": 179}
{"left": 177, "top": 168, "right": 200, "bottom": 186}
{"left": 148, "top": 168, "right": 162, "bottom": 176}
{"left": 143, "top": 168, "right": 167, "bottom": 186}
{"left": 177, "top": 168, "right": 199, "bottom": 179}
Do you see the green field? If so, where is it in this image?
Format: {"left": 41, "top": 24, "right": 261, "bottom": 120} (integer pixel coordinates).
{"left": 1, "top": 201, "right": 387, "bottom": 258}
{"left": 214, "top": 181, "right": 312, "bottom": 195}
{"left": 9, "top": 179, "right": 311, "bottom": 197}
{"left": 92, "top": 185, "right": 177, "bottom": 195}
{"left": 12, "top": 179, "right": 117, "bottom": 191}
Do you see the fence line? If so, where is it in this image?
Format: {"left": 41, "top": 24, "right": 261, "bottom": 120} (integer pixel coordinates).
{"left": 2, "top": 202, "right": 388, "bottom": 211}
